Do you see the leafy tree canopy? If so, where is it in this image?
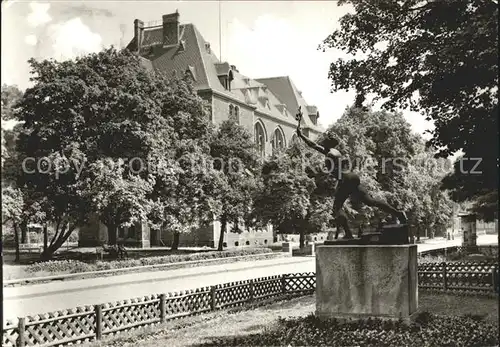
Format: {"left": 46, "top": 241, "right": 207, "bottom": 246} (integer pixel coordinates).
{"left": 321, "top": 0, "right": 498, "bottom": 220}
{"left": 210, "top": 120, "right": 261, "bottom": 250}
{"left": 14, "top": 47, "right": 220, "bottom": 254}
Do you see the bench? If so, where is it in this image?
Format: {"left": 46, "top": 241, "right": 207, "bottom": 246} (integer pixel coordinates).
{"left": 18, "top": 244, "right": 43, "bottom": 254}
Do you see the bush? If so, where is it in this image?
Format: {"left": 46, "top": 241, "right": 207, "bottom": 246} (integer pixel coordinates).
{"left": 26, "top": 247, "right": 275, "bottom": 275}
{"left": 201, "top": 312, "right": 499, "bottom": 347}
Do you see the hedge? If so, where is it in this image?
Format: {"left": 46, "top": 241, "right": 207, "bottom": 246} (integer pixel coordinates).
{"left": 201, "top": 312, "right": 499, "bottom": 347}
{"left": 26, "top": 247, "right": 275, "bottom": 275}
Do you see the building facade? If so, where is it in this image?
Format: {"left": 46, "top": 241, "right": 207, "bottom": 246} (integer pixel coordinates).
{"left": 78, "top": 11, "right": 325, "bottom": 248}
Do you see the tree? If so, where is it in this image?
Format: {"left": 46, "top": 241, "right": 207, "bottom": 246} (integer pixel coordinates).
{"left": 326, "top": 105, "right": 454, "bottom": 238}
{"left": 402, "top": 148, "right": 454, "bottom": 240}
{"left": 87, "top": 159, "right": 157, "bottom": 245}
{"left": 254, "top": 141, "right": 333, "bottom": 249}
{"left": 148, "top": 75, "right": 224, "bottom": 251}
{"left": 15, "top": 48, "right": 220, "bottom": 257}
{"left": 327, "top": 106, "right": 421, "bottom": 226}
{"left": 321, "top": 0, "right": 498, "bottom": 220}
{"left": 1, "top": 186, "right": 24, "bottom": 261}
{"left": 1, "top": 84, "right": 23, "bottom": 167}
{"left": 210, "top": 120, "right": 260, "bottom": 251}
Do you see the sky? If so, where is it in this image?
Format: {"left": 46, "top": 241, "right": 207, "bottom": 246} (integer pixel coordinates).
{"left": 1, "top": 0, "right": 434, "bottom": 138}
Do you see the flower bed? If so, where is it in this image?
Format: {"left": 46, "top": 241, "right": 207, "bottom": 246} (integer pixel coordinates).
{"left": 25, "top": 247, "right": 275, "bottom": 275}
{"left": 202, "top": 312, "right": 499, "bottom": 347}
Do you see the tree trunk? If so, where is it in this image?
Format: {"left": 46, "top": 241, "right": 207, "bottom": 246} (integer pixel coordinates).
{"left": 43, "top": 225, "right": 48, "bottom": 252}
{"left": 416, "top": 226, "right": 421, "bottom": 242}
{"left": 218, "top": 216, "right": 227, "bottom": 251}
{"left": 13, "top": 223, "right": 20, "bottom": 263}
{"left": 171, "top": 231, "right": 180, "bottom": 251}
{"left": 41, "top": 224, "right": 77, "bottom": 260}
{"left": 107, "top": 222, "right": 117, "bottom": 245}
{"left": 20, "top": 221, "right": 28, "bottom": 244}
{"left": 299, "top": 229, "right": 305, "bottom": 249}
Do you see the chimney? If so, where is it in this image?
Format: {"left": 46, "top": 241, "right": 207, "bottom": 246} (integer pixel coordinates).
{"left": 162, "top": 10, "right": 180, "bottom": 47}
{"left": 134, "top": 19, "right": 144, "bottom": 52}
{"left": 230, "top": 65, "right": 238, "bottom": 73}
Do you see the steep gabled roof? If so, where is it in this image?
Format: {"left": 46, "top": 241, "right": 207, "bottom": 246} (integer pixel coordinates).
{"left": 255, "top": 76, "right": 324, "bottom": 132}
{"left": 126, "top": 19, "right": 321, "bottom": 131}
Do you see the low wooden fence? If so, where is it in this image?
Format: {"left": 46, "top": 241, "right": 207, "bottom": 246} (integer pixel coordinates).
{"left": 419, "top": 244, "right": 498, "bottom": 258}
{"left": 3, "top": 263, "right": 498, "bottom": 347}
{"left": 418, "top": 261, "right": 499, "bottom": 293}
{"left": 2, "top": 273, "right": 315, "bottom": 347}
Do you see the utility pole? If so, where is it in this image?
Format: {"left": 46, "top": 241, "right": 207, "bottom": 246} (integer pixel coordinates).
{"left": 218, "top": 0, "right": 222, "bottom": 61}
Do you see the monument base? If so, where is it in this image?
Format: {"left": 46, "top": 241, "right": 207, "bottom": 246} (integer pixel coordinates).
{"left": 315, "top": 244, "right": 418, "bottom": 322}
{"left": 315, "top": 311, "right": 420, "bottom": 325}
{"left": 324, "top": 224, "right": 410, "bottom": 246}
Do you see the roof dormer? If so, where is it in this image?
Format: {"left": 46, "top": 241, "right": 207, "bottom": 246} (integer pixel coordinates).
{"left": 306, "top": 105, "right": 319, "bottom": 125}
{"left": 185, "top": 65, "right": 197, "bottom": 81}
{"left": 276, "top": 104, "right": 287, "bottom": 116}
{"left": 215, "top": 62, "right": 233, "bottom": 91}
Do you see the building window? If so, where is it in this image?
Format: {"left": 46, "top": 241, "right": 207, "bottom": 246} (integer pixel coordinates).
{"left": 118, "top": 227, "right": 125, "bottom": 238}
{"left": 272, "top": 128, "right": 285, "bottom": 152}
{"left": 234, "top": 106, "right": 239, "bottom": 124}
{"left": 291, "top": 133, "right": 299, "bottom": 146}
{"left": 128, "top": 225, "right": 136, "bottom": 238}
{"left": 254, "top": 122, "right": 266, "bottom": 157}
{"left": 229, "top": 104, "right": 240, "bottom": 124}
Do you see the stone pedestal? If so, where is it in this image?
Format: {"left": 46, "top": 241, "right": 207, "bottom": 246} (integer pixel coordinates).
{"left": 316, "top": 244, "right": 418, "bottom": 322}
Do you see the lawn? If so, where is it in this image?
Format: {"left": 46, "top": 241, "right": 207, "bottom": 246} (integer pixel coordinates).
{"left": 85, "top": 292, "right": 499, "bottom": 347}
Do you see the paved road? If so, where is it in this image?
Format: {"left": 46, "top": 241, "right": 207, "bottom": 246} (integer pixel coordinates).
{"left": 3, "top": 257, "right": 315, "bottom": 322}
{"left": 3, "top": 235, "right": 497, "bottom": 323}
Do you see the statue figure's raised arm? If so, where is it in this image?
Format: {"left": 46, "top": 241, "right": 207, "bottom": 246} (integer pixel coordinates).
{"left": 295, "top": 107, "right": 327, "bottom": 154}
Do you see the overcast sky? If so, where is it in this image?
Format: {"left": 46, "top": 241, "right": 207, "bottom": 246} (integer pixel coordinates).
{"left": 2, "top": 0, "right": 434, "bottom": 138}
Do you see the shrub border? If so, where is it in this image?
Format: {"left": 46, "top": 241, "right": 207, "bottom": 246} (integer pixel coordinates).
{"left": 4, "top": 251, "right": 288, "bottom": 286}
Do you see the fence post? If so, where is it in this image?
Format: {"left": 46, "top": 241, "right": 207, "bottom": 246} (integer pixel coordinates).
{"left": 159, "top": 294, "right": 166, "bottom": 323}
{"left": 492, "top": 266, "right": 498, "bottom": 293}
{"left": 17, "top": 318, "right": 25, "bottom": 347}
{"left": 94, "top": 304, "right": 103, "bottom": 340}
{"left": 281, "top": 274, "right": 287, "bottom": 294}
{"left": 248, "top": 279, "right": 254, "bottom": 302}
{"left": 442, "top": 262, "right": 448, "bottom": 291}
{"left": 210, "top": 286, "right": 217, "bottom": 311}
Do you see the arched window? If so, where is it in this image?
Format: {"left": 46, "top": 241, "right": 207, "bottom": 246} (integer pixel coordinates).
{"left": 254, "top": 122, "right": 266, "bottom": 157}
{"left": 127, "top": 225, "right": 136, "bottom": 238}
{"left": 290, "top": 133, "right": 299, "bottom": 146}
{"left": 271, "top": 128, "right": 285, "bottom": 152}
{"left": 234, "top": 106, "right": 239, "bottom": 124}
{"left": 229, "top": 104, "right": 234, "bottom": 118}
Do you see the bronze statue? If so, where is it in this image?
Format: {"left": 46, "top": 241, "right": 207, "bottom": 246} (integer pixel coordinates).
{"left": 295, "top": 107, "right": 407, "bottom": 239}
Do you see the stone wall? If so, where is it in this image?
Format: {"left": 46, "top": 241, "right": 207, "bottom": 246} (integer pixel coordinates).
{"left": 159, "top": 222, "right": 275, "bottom": 248}
{"left": 212, "top": 95, "right": 254, "bottom": 132}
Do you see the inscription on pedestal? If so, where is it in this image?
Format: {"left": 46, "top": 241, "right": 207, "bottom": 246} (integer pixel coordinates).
{"left": 315, "top": 244, "right": 418, "bottom": 322}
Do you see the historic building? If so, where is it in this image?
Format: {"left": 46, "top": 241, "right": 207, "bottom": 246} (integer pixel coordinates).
{"left": 78, "top": 11, "right": 325, "bottom": 248}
